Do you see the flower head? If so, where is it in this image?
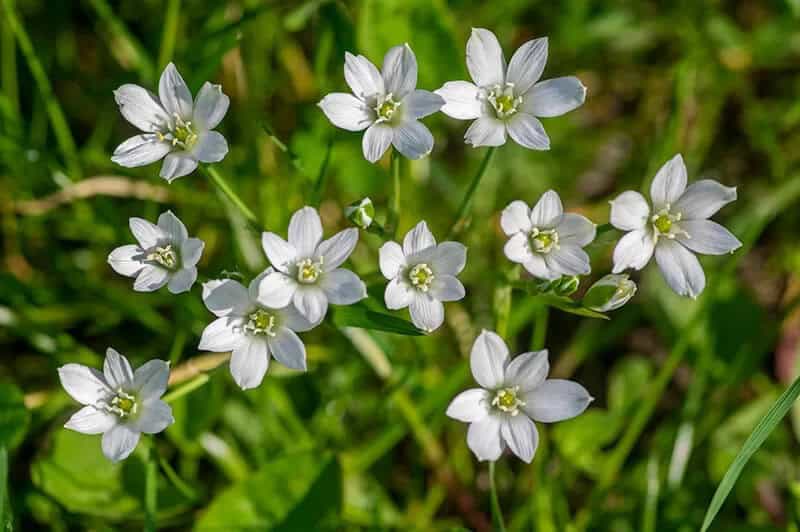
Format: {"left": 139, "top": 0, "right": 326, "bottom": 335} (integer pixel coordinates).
{"left": 108, "top": 210, "right": 204, "bottom": 294}
{"left": 583, "top": 274, "right": 637, "bottom": 312}
{"left": 501, "top": 190, "right": 596, "bottom": 279}
{"left": 319, "top": 44, "right": 444, "bottom": 163}
{"left": 446, "top": 331, "right": 592, "bottom": 463}
{"left": 258, "top": 206, "right": 367, "bottom": 324}
{"left": 379, "top": 221, "right": 467, "bottom": 332}
{"left": 58, "top": 348, "right": 173, "bottom": 462}
{"left": 112, "top": 63, "right": 230, "bottom": 182}
{"left": 609, "top": 154, "right": 741, "bottom": 298}
{"left": 199, "top": 272, "right": 317, "bottom": 390}
{"left": 436, "top": 28, "right": 586, "bottom": 149}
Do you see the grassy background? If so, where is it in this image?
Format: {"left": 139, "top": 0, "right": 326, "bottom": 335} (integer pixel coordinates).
{"left": 2, "top": 0, "right": 800, "bottom": 530}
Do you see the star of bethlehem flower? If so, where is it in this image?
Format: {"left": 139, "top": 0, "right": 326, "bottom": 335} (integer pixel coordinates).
{"left": 112, "top": 62, "right": 229, "bottom": 182}
{"left": 200, "top": 272, "right": 318, "bottom": 390}
{"left": 501, "top": 190, "right": 596, "bottom": 280}
{"left": 609, "top": 154, "right": 742, "bottom": 298}
{"left": 436, "top": 28, "right": 586, "bottom": 149}
{"left": 319, "top": 44, "right": 444, "bottom": 163}
{"left": 447, "top": 330, "right": 592, "bottom": 463}
{"left": 58, "top": 348, "right": 173, "bottom": 463}
{"left": 258, "top": 206, "right": 367, "bottom": 324}
{"left": 108, "top": 210, "right": 204, "bottom": 294}
{"left": 379, "top": 221, "right": 467, "bottom": 333}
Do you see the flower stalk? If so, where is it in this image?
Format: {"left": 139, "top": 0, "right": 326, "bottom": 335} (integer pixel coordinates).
{"left": 489, "top": 461, "right": 507, "bottom": 532}
{"left": 202, "top": 165, "right": 260, "bottom": 227}
{"left": 449, "top": 147, "right": 496, "bottom": 238}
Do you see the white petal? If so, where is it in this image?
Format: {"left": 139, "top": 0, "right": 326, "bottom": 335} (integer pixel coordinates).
{"left": 678, "top": 220, "right": 742, "bottom": 256}
{"left": 261, "top": 232, "right": 298, "bottom": 273}
{"left": 466, "top": 28, "right": 506, "bottom": 88}
{"left": 319, "top": 93, "right": 373, "bottom": 132}
{"left": 610, "top": 191, "right": 650, "bottom": 231}
{"left": 193, "top": 131, "right": 228, "bottom": 163}
{"left": 64, "top": 406, "right": 117, "bottom": 435}
{"left": 255, "top": 271, "right": 297, "bottom": 309}
{"left": 435, "top": 81, "right": 483, "bottom": 120}
{"left": 470, "top": 330, "right": 509, "bottom": 389}
{"left": 230, "top": 336, "right": 269, "bottom": 390}
{"left": 524, "top": 77, "right": 586, "bottom": 118}
{"left": 362, "top": 123, "right": 392, "bottom": 162}
{"left": 557, "top": 213, "right": 596, "bottom": 247}
{"left": 289, "top": 206, "right": 323, "bottom": 258}
{"left": 113, "top": 84, "right": 169, "bottom": 132}
{"left": 133, "top": 264, "right": 170, "bottom": 292}
{"left": 111, "top": 134, "right": 171, "bottom": 167}
{"left": 501, "top": 200, "right": 532, "bottom": 236}
{"left": 650, "top": 154, "right": 687, "bottom": 209}
{"left": 129, "top": 217, "right": 166, "bottom": 249}
{"left": 268, "top": 328, "right": 307, "bottom": 370}
{"left": 58, "top": 364, "right": 110, "bottom": 405}
{"left": 430, "top": 275, "right": 465, "bottom": 302}
{"left": 392, "top": 120, "right": 434, "bottom": 160}
{"left": 384, "top": 277, "right": 413, "bottom": 310}
{"left": 673, "top": 180, "right": 737, "bottom": 220}
{"left": 409, "top": 294, "right": 445, "bottom": 332}
{"left": 321, "top": 268, "right": 366, "bottom": 305}
{"left": 317, "top": 228, "right": 358, "bottom": 271}
{"left": 181, "top": 238, "right": 204, "bottom": 267}
{"left": 157, "top": 210, "right": 188, "bottom": 242}
{"left": 654, "top": 239, "right": 706, "bottom": 298}
{"left": 506, "top": 37, "right": 548, "bottom": 95}
{"left": 464, "top": 116, "right": 506, "bottom": 147}
{"left": 279, "top": 304, "right": 317, "bottom": 333}
{"left": 612, "top": 229, "right": 655, "bottom": 272}
{"left": 403, "top": 221, "right": 436, "bottom": 256}
{"left": 159, "top": 153, "right": 198, "bottom": 182}
{"left": 522, "top": 254, "right": 551, "bottom": 279}
{"left": 293, "top": 287, "right": 329, "bottom": 324}
{"left": 379, "top": 241, "right": 406, "bottom": 279}
{"left": 501, "top": 415, "right": 539, "bottom": 463}
{"left": 102, "top": 424, "right": 141, "bottom": 463}
{"left": 403, "top": 90, "right": 444, "bottom": 120}
{"left": 167, "top": 267, "right": 197, "bottom": 294}
{"left": 158, "top": 63, "right": 193, "bottom": 120}
{"left": 507, "top": 113, "right": 550, "bottom": 150}
{"left": 504, "top": 350, "right": 549, "bottom": 392}
{"left": 504, "top": 233, "right": 533, "bottom": 264}
{"left": 522, "top": 379, "right": 592, "bottom": 423}
{"left": 104, "top": 347, "right": 134, "bottom": 389}
{"left": 133, "top": 359, "right": 170, "bottom": 400}
{"left": 132, "top": 399, "right": 174, "bottom": 434}
{"left": 430, "top": 241, "right": 467, "bottom": 276}
{"left": 199, "top": 317, "right": 243, "bottom": 352}
{"left": 382, "top": 44, "right": 417, "bottom": 99}
{"left": 530, "top": 190, "right": 563, "bottom": 228}
{"left": 108, "top": 245, "right": 144, "bottom": 277}
{"left": 544, "top": 245, "right": 591, "bottom": 276}
{"left": 202, "top": 279, "right": 250, "bottom": 317}
{"left": 466, "top": 415, "right": 503, "bottom": 461}
{"left": 344, "top": 52, "right": 384, "bottom": 100}
{"left": 446, "top": 388, "right": 491, "bottom": 423}
{"left": 193, "top": 82, "right": 229, "bottom": 130}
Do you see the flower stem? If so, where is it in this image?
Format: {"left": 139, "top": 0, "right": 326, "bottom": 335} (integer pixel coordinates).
{"left": 387, "top": 150, "right": 402, "bottom": 236}
{"left": 449, "top": 147, "right": 496, "bottom": 238}
{"left": 310, "top": 137, "right": 333, "bottom": 207}
{"left": 163, "top": 373, "right": 210, "bottom": 404}
{"left": 202, "top": 165, "right": 260, "bottom": 227}
{"left": 157, "top": 0, "right": 181, "bottom": 70}
{"left": 144, "top": 447, "right": 158, "bottom": 532}
{"left": 489, "top": 461, "right": 507, "bottom": 532}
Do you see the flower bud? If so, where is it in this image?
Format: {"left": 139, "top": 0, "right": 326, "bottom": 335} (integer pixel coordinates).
{"left": 553, "top": 275, "right": 580, "bottom": 296}
{"left": 583, "top": 274, "right": 637, "bottom": 312}
{"left": 345, "top": 197, "right": 374, "bottom": 229}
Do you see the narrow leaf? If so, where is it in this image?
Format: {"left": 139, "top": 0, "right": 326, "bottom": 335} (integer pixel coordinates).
{"left": 331, "top": 303, "right": 423, "bottom": 336}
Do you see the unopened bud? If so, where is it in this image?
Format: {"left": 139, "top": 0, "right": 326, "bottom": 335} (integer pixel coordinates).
{"left": 583, "top": 274, "right": 637, "bottom": 312}
{"left": 345, "top": 197, "right": 374, "bottom": 229}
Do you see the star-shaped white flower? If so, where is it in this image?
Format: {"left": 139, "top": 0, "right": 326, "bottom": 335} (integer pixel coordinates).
{"left": 379, "top": 221, "right": 467, "bottom": 333}
{"left": 319, "top": 44, "right": 444, "bottom": 163}
{"left": 199, "top": 272, "right": 317, "bottom": 390}
{"left": 112, "top": 63, "right": 229, "bottom": 182}
{"left": 501, "top": 190, "right": 596, "bottom": 279}
{"left": 108, "top": 210, "right": 204, "bottom": 294}
{"left": 436, "top": 28, "right": 585, "bottom": 149}
{"left": 447, "top": 330, "right": 592, "bottom": 463}
{"left": 610, "top": 154, "right": 742, "bottom": 298}
{"left": 258, "top": 206, "right": 367, "bottom": 324}
{"left": 58, "top": 348, "right": 173, "bottom": 462}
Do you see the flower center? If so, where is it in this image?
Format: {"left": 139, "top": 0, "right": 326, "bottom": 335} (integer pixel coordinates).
{"left": 651, "top": 205, "right": 687, "bottom": 240}
{"left": 530, "top": 227, "right": 559, "bottom": 254}
{"left": 492, "top": 386, "right": 525, "bottom": 416}
{"left": 296, "top": 257, "right": 324, "bottom": 284}
{"left": 158, "top": 113, "right": 198, "bottom": 150}
{"left": 244, "top": 308, "right": 278, "bottom": 337}
{"left": 147, "top": 244, "right": 179, "bottom": 270}
{"left": 488, "top": 83, "right": 522, "bottom": 119}
{"left": 101, "top": 389, "right": 138, "bottom": 418}
{"left": 408, "top": 263, "right": 435, "bottom": 292}
{"left": 374, "top": 93, "right": 401, "bottom": 123}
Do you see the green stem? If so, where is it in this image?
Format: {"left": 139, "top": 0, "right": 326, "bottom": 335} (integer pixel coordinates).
{"left": 87, "top": 0, "right": 154, "bottom": 82}
{"left": 158, "top": 455, "right": 198, "bottom": 501}
{"left": 157, "top": 0, "right": 181, "bottom": 70}
{"left": 387, "top": 150, "right": 401, "bottom": 236}
{"left": 163, "top": 374, "right": 210, "bottom": 403}
{"left": 531, "top": 304, "right": 549, "bottom": 351}
{"left": 1, "top": 7, "right": 18, "bottom": 114}
{"left": 448, "top": 147, "right": 496, "bottom": 238}
{"left": 144, "top": 447, "right": 158, "bottom": 532}
{"left": 310, "top": 138, "right": 333, "bottom": 207}
{"left": 202, "top": 165, "right": 260, "bottom": 227}
{"left": 489, "top": 461, "right": 507, "bottom": 532}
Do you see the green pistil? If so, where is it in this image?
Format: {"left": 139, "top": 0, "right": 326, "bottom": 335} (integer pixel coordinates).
{"left": 245, "top": 308, "right": 277, "bottom": 337}
{"left": 409, "top": 263, "right": 434, "bottom": 292}
{"left": 654, "top": 214, "right": 672, "bottom": 234}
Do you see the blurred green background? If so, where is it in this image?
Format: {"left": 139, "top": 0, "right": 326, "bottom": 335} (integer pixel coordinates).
{"left": 2, "top": 0, "right": 800, "bottom": 530}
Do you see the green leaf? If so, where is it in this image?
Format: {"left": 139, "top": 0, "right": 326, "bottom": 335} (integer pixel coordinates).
{"left": 700, "top": 375, "right": 800, "bottom": 532}
{"left": 331, "top": 303, "right": 423, "bottom": 336}
{"left": 195, "top": 451, "right": 341, "bottom": 530}
{"left": 0, "top": 447, "right": 8, "bottom": 530}
{"left": 0, "top": 380, "right": 29, "bottom": 450}
{"left": 537, "top": 294, "right": 610, "bottom": 320}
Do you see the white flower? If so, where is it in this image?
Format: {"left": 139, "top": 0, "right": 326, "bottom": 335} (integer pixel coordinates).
{"left": 108, "top": 210, "right": 204, "bottom": 294}
{"left": 446, "top": 330, "right": 592, "bottom": 463}
{"left": 58, "top": 348, "right": 173, "bottom": 463}
{"left": 435, "top": 28, "right": 586, "bottom": 149}
{"left": 609, "top": 154, "right": 741, "bottom": 298}
{"left": 112, "top": 62, "right": 230, "bottom": 182}
{"left": 258, "top": 206, "right": 367, "bottom": 324}
{"left": 319, "top": 44, "right": 444, "bottom": 163}
{"left": 379, "top": 221, "right": 467, "bottom": 333}
{"left": 501, "top": 190, "right": 596, "bottom": 280}
{"left": 583, "top": 274, "right": 637, "bottom": 312}
{"left": 200, "top": 272, "right": 317, "bottom": 390}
